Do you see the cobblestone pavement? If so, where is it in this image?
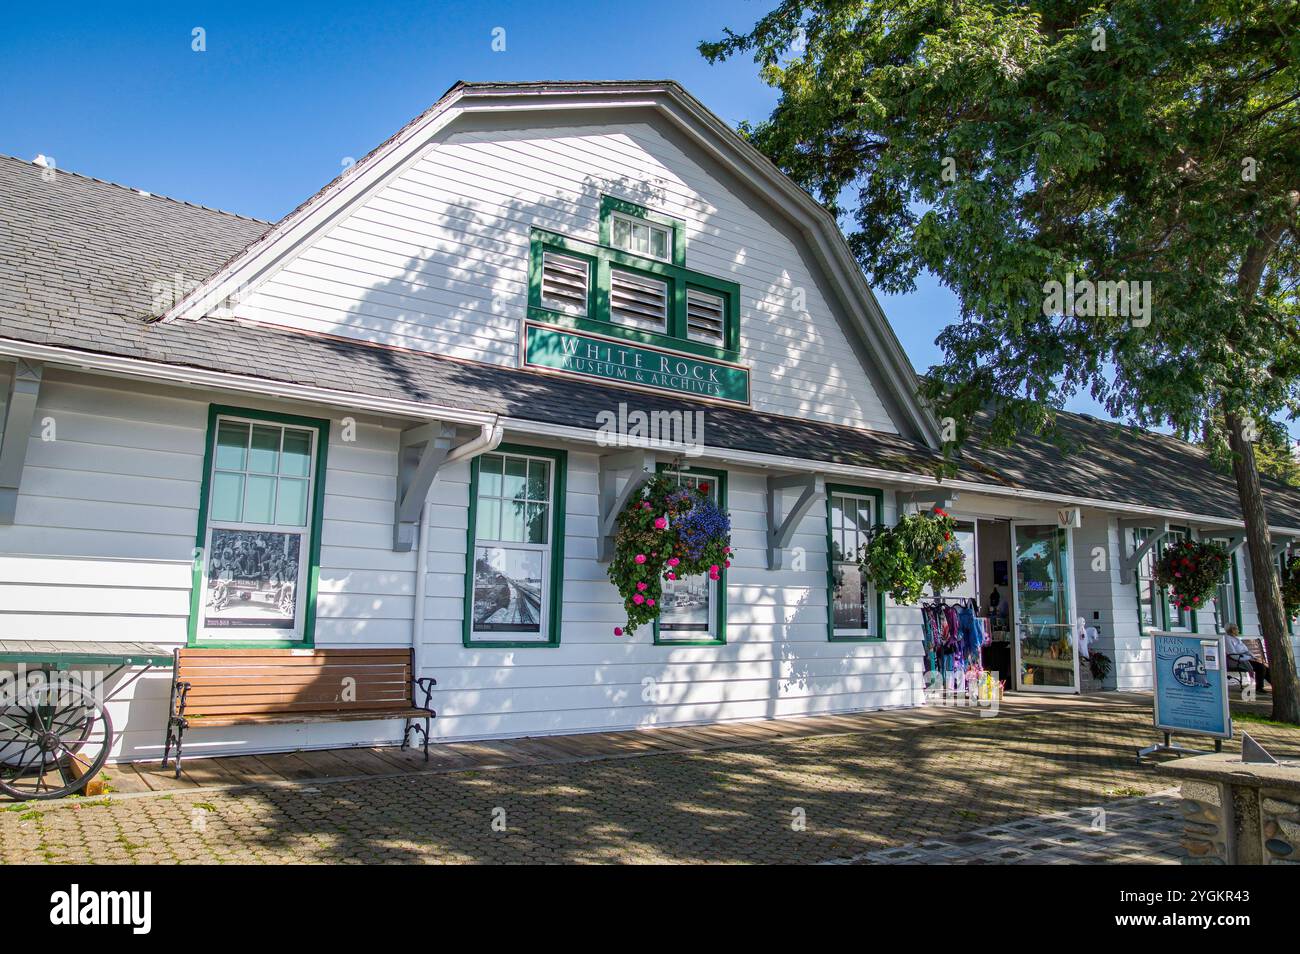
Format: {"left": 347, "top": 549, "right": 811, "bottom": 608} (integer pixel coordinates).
{"left": 838, "top": 790, "right": 1185, "bottom": 864}
{"left": 2, "top": 706, "right": 1297, "bottom": 864}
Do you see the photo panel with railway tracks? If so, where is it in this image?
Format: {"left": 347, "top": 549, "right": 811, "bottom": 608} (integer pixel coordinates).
{"left": 472, "top": 546, "right": 545, "bottom": 636}
{"left": 203, "top": 528, "right": 302, "bottom": 629}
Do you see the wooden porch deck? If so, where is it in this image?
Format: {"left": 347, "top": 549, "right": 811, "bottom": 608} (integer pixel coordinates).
{"left": 95, "top": 691, "right": 1151, "bottom": 800}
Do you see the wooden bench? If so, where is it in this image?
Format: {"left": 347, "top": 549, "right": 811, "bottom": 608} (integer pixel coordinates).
{"left": 162, "top": 647, "right": 435, "bottom": 777}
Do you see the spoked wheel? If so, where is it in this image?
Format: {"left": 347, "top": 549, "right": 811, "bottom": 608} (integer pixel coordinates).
{"left": 0, "top": 678, "right": 112, "bottom": 800}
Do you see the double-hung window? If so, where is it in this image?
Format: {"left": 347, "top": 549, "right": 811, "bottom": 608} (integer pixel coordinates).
{"left": 827, "top": 486, "right": 884, "bottom": 640}
{"left": 464, "top": 445, "right": 566, "bottom": 647}
{"left": 655, "top": 467, "right": 727, "bottom": 645}
{"left": 191, "top": 406, "right": 329, "bottom": 646}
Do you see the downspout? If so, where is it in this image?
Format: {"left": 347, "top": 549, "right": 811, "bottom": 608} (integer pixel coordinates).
{"left": 411, "top": 421, "right": 504, "bottom": 684}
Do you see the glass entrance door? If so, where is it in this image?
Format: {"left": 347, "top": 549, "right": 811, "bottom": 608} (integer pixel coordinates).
{"left": 1011, "top": 523, "right": 1079, "bottom": 693}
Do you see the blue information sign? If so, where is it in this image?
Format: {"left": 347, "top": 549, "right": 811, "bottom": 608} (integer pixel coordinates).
{"left": 1151, "top": 632, "right": 1232, "bottom": 740}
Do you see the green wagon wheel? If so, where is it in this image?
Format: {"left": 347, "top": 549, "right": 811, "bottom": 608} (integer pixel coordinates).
{"left": 0, "top": 679, "right": 112, "bottom": 801}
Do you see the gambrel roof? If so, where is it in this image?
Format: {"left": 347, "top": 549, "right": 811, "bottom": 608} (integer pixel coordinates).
{"left": 3, "top": 85, "right": 1300, "bottom": 532}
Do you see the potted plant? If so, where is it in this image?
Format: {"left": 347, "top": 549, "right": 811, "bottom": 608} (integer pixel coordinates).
{"left": 607, "top": 473, "right": 732, "bottom": 638}
{"left": 1155, "top": 538, "right": 1229, "bottom": 614}
{"left": 859, "top": 507, "right": 967, "bottom": 605}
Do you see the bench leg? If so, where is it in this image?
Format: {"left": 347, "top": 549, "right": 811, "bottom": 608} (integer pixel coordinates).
{"left": 424, "top": 715, "right": 430, "bottom": 761}
{"left": 169, "top": 722, "right": 186, "bottom": 779}
{"left": 401, "top": 718, "right": 431, "bottom": 761}
{"left": 162, "top": 721, "right": 174, "bottom": 770}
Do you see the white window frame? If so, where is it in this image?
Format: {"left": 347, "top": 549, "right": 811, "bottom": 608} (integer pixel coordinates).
{"left": 657, "top": 470, "right": 720, "bottom": 642}
{"left": 609, "top": 211, "right": 672, "bottom": 262}
{"left": 198, "top": 413, "right": 319, "bottom": 643}
{"left": 829, "top": 491, "right": 877, "bottom": 639}
{"left": 468, "top": 450, "right": 556, "bottom": 644}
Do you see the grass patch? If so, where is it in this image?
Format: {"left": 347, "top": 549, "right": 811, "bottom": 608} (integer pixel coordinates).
{"left": 1233, "top": 711, "right": 1300, "bottom": 729}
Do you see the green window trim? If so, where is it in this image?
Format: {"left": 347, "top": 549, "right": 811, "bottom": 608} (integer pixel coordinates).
{"left": 653, "top": 464, "right": 728, "bottom": 647}
{"left": 825, "top": 484, "right": 886, "bottom": 642}
{"left": 1207, "top": 541, "right": 1244, "bottom": 635}
{"left": 462, "top": 443, "right": 567, "bottom": 648}
{"left": 188, "top": 404, "right": 331, "bottom": 648}
{"left": 599, "top": 195, "right": 687, "bottom": 267}
{"left": 529, "top": 228, "right": 741, "bottom": 361}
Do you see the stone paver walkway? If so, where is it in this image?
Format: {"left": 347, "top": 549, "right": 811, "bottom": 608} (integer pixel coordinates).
{"left": 838, "top": 789, "right": 1184, "bottom": 864}
{"left": 2, "top": 702, "right": 1296, "bottom": 864}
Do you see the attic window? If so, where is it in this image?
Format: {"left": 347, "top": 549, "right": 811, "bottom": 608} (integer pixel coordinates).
{"left": 540, "top": 251, "right": 590, "bottom": 316}
{"left": 599, "top": 196, "right": 686, "bottom": 267}
{"left": 610, "top": 213, "right": 671, "bottom": 262}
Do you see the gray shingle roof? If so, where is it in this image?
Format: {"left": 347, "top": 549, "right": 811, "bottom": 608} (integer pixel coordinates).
{"left": 1, "top": 152, "right": 1297, "bottom": 527}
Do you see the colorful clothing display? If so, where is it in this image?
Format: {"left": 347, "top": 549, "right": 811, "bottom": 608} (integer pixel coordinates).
{"left": 921, "top": 599, "right": 990, "bottom": 692}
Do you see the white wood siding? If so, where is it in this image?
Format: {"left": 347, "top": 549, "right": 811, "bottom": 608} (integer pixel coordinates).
{"left": 0, "top": 372, "right": 922, "bottom": 760}
{"left": 417, "top": 453, "right": 923, "bottom": 740}
{"left": 239, "top": 121, "right": 899, "bottom": 432}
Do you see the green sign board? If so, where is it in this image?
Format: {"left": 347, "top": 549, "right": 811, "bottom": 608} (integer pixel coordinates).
{"left": 523, "top": 323, "right": 750, "bottom": 405}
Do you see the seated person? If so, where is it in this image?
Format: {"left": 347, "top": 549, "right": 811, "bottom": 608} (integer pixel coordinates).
{"left": 1225, "top": 624, "right": 1270, "bottom": 691}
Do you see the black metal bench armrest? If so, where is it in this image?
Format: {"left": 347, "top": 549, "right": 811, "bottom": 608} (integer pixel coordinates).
{"left": 412, "top": 676, "right": 437, "bottom": 711}
{"left": 172, "top": 681, "right": 192, "bottom": 720}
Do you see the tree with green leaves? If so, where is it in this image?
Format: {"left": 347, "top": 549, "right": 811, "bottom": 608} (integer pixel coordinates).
{"left": 704, "top": 0, "right": 1300, "bottom": 721}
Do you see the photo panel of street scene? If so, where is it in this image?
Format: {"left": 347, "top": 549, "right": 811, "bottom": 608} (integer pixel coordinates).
{"left": 659, "top": 572, "right": 711, "bottom": 632}
{"left": 204, "top": 528, "right": 302, "bottom": 629}
{"left": 472, "top": 545, "right": 545, "bottom": 635}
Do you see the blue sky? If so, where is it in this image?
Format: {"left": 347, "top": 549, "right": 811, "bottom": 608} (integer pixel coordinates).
{"left": 1, "top": 0, "right": 1117, "bottom": 418}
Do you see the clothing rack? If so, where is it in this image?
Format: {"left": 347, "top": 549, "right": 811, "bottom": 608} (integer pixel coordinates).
{"left": 920, "top": 597, "right": 993, "bottom": 697}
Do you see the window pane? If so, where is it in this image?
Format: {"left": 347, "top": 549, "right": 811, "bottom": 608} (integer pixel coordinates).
{"left": 244, "top": 475, "right": 277, "bottom": 524}
{"left": 525, "top": 502, "right": 548, "bottom": 545}
{"left": 613, "top": 217, "right": 631, "bottom": 249}
{"left": 479, "top": 455, "right": 503, "bottom": 500}
{"left": 472, "top": 546, "right": 543, "bottom": 634}
{"left": 276, "top": 478, "right": 309, "bottom": 527}
{"left": 650, "top": 227, "right": 668, "bottom": 260}
{"left": 833, "top": 564, "right": 868, "bottom": 631}
{"left": 281, "top": 429, "right": 312, "bottom": 477}
{"left": 477, "top": 499, "right": 502, "bottom": 542}
{"left": 211, "top": 472, "right": 245, "bottom": 523}
{"left": 830, "top": 497, "right": 844, "bottom": 531}
{"left": 660, "top": 575, "right": 711, "bottom": 632}
{"left": 248, "top": 425, "right": 280, "bottom": 475}
{"left": 214, "top": 421, "right": 249, "bottom": 471}
{"left": 500, "top": 499, "right": 527, "bottom": 543}
{"left": 526, "top": 459, "right": 550, "bottom": 502}
{"left": 503, "top": 456, "right": 527, "bottom": 503}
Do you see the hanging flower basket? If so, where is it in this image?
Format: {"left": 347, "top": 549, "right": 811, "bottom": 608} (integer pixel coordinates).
{"left": 1155, "top": 538, "right": 1228, "bottom": 613}
{"left": 858, "top": 507, "right": 967, "bottom": 605}
{"left": 607, "top": 473, "right": 732, "bottom": 638}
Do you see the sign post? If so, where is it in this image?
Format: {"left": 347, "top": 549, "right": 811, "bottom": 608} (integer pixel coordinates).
{"left": 1137, "top": 630, "right": 1232, "bottom": 761}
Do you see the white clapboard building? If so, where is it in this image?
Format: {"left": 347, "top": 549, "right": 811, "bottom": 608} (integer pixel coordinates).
{"left": 2, "top": 80, "right": 1298, "bottom": 762}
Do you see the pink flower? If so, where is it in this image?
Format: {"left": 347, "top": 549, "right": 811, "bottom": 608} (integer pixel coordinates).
{"left": 724, "top": 560, "right": 731, "bottom": 568}
{"left": 724, "top": 546, "right": 731, "bottom": 554}
{"left": 634, "top": 554, "right": 647, "bottom": 565}
{"left": 667, "top": 557, "right": 680, "bottom": 567}
{"left": 654, "top": 517, "right": 667, "bottom": 530}
{"left": 641, "top": 502, "right": 652, "bottom": 510}
{"left": 666, "top": 571, "right": 676, "bottom": 580}
{"left": 636, "top": 581, "right": 648, "bottom": 592}
{"left": 709, "top": 565, "right": 720, "bottom": 574}
{"left": 647, "top": 598, "right": 655, "bottom": 607}
{"left": 632, "top": 594, "right": 645, "bottom": 605}
{"left": 614, "top": 627, "right": 624, "bottom": 637}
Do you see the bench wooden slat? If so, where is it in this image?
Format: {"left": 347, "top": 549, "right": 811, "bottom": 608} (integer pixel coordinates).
{"left": 190, "top": 708, "right": 430, "bottom": 728}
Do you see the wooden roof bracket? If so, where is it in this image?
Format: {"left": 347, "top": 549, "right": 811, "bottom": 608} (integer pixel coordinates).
{"left": 597, "top": 449, "right": 657, "bottom": 563}
{"left": 1117, "top": 517, "right": 1170, "bottom": 585}
{"left": 0, "top": 359, "right": 42, "bottom": 525}
{"left": 767, "top": 473, "right": 826, "bottom": 569}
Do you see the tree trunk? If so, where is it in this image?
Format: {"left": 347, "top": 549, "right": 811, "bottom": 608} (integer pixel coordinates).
{"left": 1226, "top": 411, "right": 1300, "bottom": 725}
